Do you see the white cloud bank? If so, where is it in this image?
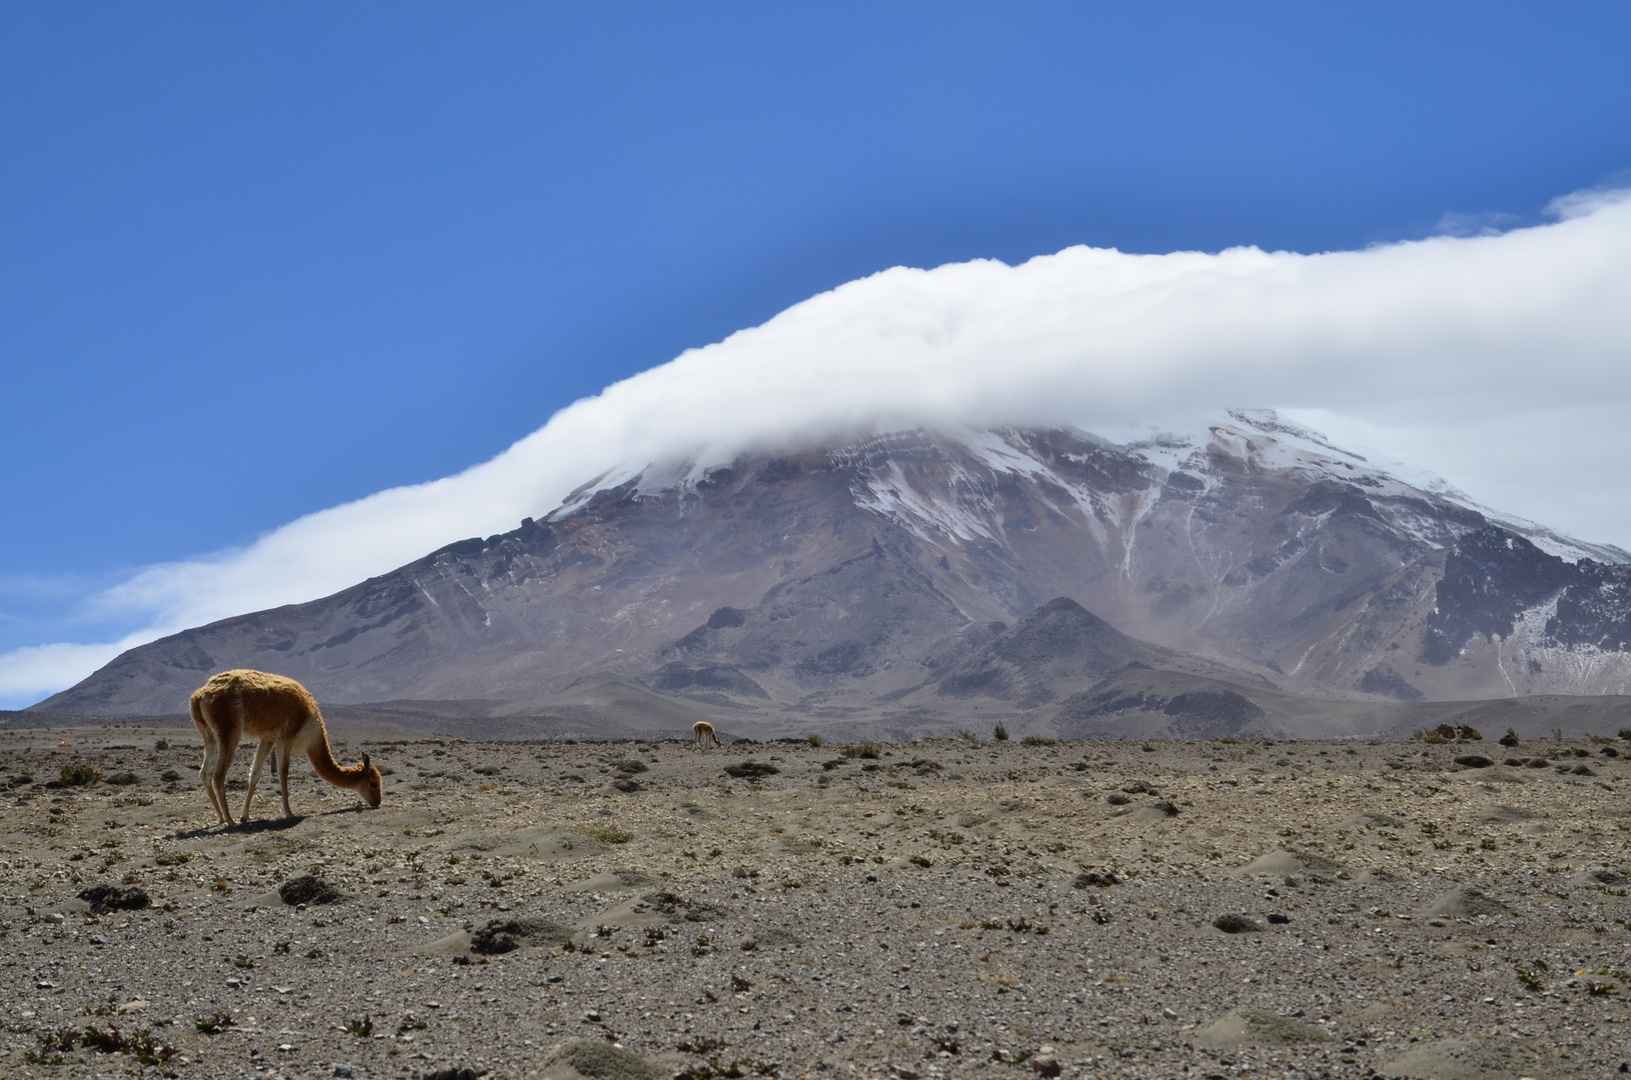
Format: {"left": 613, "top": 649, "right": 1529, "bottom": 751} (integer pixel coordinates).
{"left": 8, "top": 187, "right": 1631, "bottom": 705}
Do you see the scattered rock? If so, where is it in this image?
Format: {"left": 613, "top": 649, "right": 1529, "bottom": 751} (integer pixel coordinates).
{"left": 105, "top": 771, "right": 140, "bottom": 786}
{"left": 1073, "top": 871, "right": 1120, "bottom": 888}
{"left": 1031, "top": 1052, "right": 1062, "bottom": 1077}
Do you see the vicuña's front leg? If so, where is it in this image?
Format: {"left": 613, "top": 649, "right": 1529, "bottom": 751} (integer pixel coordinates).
{"left": 242, "top": 739, "right": 273, "bottom": 822}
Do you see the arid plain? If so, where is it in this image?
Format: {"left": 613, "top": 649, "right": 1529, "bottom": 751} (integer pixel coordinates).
{"left": 5, "top": 722, "right": 1631, "bottom": 1080}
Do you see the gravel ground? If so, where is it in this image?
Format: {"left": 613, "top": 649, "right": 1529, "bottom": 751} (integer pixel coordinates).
{"left": 4, "top": 726, "right": 1631, "bottom": 1080}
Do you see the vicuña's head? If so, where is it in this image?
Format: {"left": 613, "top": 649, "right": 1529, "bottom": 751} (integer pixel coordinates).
{"left": 358, "top": 752, "right": 383, "bottom": 808}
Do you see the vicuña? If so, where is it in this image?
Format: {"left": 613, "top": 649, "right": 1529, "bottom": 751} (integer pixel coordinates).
{"left": 190, "top": 669, "right": 383, "bottom": 825}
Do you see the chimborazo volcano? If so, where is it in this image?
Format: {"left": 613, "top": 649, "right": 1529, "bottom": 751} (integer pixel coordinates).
{"left": 32, "top": 411, "right": 1631, "bottom": 740}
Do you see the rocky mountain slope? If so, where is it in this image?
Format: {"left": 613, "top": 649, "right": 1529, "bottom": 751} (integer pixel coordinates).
{"left": 34, "top": 411, "right": 1631, "bottom": 734}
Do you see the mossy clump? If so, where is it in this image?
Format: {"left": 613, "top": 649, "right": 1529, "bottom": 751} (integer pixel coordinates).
{"left": 571, "top": 822, "right": 634, "bottom": 844}
{"left": 547, "top": 1039, "right": 668, "bottom": 1080}
{"left": 1236, "top": 1009, "right": 1331, "bottom": 1044}
{"left": 60, "top": 763, "right": 103, "bottom": 787}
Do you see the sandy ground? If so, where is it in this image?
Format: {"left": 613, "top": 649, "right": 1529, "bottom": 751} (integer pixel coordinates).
{"left": 4, "top": 724, "right": 1631, "bottom": 1080}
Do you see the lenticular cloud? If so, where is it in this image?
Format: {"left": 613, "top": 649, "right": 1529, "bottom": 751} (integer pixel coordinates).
{"left": 7, "top": 188, "right": 1631, "bottom": 702}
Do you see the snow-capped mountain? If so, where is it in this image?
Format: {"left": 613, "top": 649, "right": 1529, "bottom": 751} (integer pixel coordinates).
{"left": 33, "top": 411, "right": 1631, "bottom": 732}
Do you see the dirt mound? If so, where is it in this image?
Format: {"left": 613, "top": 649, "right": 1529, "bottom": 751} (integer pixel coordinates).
{"left": 742, "top": 927, "right": 802, "bottom": 949}
{"left": 1194, "top": 1009, "right": 1331, "bottom": 1049}
{"left": 1419, "top": 886, "right": 1509, "bottom": 919}
{"left": 643, "top": 890, "right": 731, "bottom": 922}
{"left": 1336, "top": 811, "right": 1403, "bottom": 829}
{"left": 1232, "top": 849, "right": 1343, "bottom": 878}
{"left": 1386, "top": 1035, "right": 1567, "bottom": 1079}
{"left": 1477, "top": 803, "right": 1537, "bottom": 822}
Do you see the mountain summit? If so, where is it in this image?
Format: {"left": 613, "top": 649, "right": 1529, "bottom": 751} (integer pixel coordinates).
{"left": 35, "top": 412, "right": 1631, "bottom": 733}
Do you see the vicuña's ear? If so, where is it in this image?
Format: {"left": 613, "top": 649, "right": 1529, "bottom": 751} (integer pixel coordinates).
{"left": 362, "top": 752, "right": 371, "bottom": 769}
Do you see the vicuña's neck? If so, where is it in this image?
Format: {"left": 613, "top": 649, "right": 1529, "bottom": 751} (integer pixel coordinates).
{"left": 306, "top": 720, "right": 363, "bottom": 789}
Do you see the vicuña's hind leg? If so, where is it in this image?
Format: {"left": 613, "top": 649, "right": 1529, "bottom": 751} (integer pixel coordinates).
{"left": 211, "top": 727, "right": 241, "bottom": 827}
{"left": 198, "top": 731, "right": 228, "bottom": 824}
{"left": 242, "top": 739, "right": 273, "bottom": 821}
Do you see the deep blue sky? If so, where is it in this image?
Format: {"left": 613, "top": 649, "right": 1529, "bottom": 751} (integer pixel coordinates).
{"left": 3, "top": 2, "right": 1630, "bottom": 655}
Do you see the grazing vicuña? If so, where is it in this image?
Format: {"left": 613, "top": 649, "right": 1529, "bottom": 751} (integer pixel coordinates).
{"left": 190, "top": 669, "right": 382, "bottom": 825}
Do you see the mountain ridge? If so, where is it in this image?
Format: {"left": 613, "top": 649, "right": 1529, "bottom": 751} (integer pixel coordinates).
{"left": 34, "top": 413, "right": 1631, "bottom": 732}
